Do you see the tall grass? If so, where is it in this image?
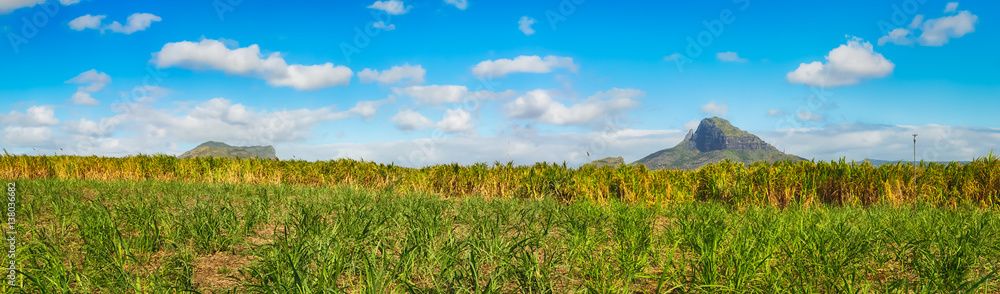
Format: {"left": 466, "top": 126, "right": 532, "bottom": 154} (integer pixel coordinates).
{"left": 4, "top": 179, "right": 998, "bottom": 293}
{"left": 2, "top": 152, "right": 998, "bottom": 207}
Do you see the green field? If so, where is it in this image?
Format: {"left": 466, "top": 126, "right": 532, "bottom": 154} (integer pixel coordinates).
{"left": 4, "top": 178, "right": 999, "bottom": 293}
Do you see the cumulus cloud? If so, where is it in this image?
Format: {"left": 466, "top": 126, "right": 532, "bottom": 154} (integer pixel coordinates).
{"left": 66, "top": 69, "right": 111, "bottom": 92}
{"left": 1, "top": 94, "right": 398, "bottom": 156}
{"left": 766, "top": 109, "right": 788, "bottom": 117}
{"left": 878, "top": 5, "right": 978, "bottom": 47}
{"left": 69, "top": 13, "right": 161, "bottom": 34}
{"left": 762, "top": 123, "right": 998, "bottom": 162}
{"left": 66, "top": 69, "right": 111, "bottom": 106}
{"left": 716, "top": 51, "right": 747, "bottom": 63}
{"left": 68, "top": 14, "right": 105, "bottom": 31}
{"left": 787, "top": 37, "right": 894, "bottom": 87}
{"left": 682, "top": 118, "right": 700, "bottom": 131}
{"left": 373, "top": 21, "right": 396, "bottom": 31}
{"left": 518, "top": 16, "right": 536, "bottom": 36}
{"left": 368, "top": 0, "right": 411, "bottom": 15}
{"left": 280, "top": 127, "right": 684, "bottom": 168}
{"left": 699, "top": 100, "right": 728, "bottom": 116}
{"left": 877, "top": 28, "right": 914, "bottom": 46}
{"left": 152, "top": 38, "right": 353, "bottom": 90}
{"left": 391, "top": 109, "right": 434, "bottom": 132}
{"left": 436, "top": 108, "right": 475, "bottom": 135}
{"left": 444, "top": 0, "right": 467, "bottom": 10}
{"left": 796, "top": 110, "right": 825, "bottom": 122}
{"left": 502, "top": 88, "right": 643, "bottom": 126}
{"left": 358, "top": 63, "right": 424, "bottom": 85}
{"left": 1, "top": 106, "right": 59, "bottom": 127}
{"left": 909, "top": 15, "right": 924, "bottom": 29}
{"left": 1, "top": 0, "right": 79, "bottom": 15}
{"left": 392, "top": 85, "right": 515, "bottom": 104}
{"left": 918, "top": 10, "right": 978, "bottom": 46}
{"left": 944, "top": 2, "right": 959, "bottom": 13}
{"left": 3, "top": 127, "right": 53, "bottom": 148}
{"left": 472, "top": 55, "right": 578, "bottom": 78}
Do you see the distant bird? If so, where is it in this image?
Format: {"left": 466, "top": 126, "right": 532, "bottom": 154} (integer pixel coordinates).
{"left": 586, "top": 151, "right": 590, "bottom": 157}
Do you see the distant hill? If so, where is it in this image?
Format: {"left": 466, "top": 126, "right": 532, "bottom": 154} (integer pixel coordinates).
{"left": 585, "top": 156, "right": 625, "bottom": 168}
{"left": 863, "top": 158, "right": 971, "bottom": 166}
{"left": 632, "top": 117, "right": 805, "bottom": 170}
{"left": 178, "top": 141, "right": 277, "bottom": 160}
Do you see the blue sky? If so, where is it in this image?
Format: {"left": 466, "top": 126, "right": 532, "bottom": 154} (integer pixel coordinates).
{"left": 1, "top": 0, "right": 997, "bottom": 166}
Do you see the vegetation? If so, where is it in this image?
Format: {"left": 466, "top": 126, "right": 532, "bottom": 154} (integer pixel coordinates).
{"left": 3, "top": 150, "right": 998, "bottom": 292}
{"left": 2, "top": 152, "right": 998, "bottom": 207}
{"left": 585, "top": 156, "right": 625, "bottom": 169}
{"left": 2, "top": 179, "right": 996, "bottom": 293}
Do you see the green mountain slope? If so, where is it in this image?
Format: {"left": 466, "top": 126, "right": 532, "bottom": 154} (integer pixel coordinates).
{"left": 632, "top": 117, "right": 805, "bottom": 170}
{"left": 585, "top": 156, "right": 625, "bottom": 168}
{"left": 178, "top": 141, "right": 278, "bottom": 160}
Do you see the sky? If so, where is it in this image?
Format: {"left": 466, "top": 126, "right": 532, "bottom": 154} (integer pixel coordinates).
{"left": 0, "top": 0, "right": 998, "bottom": 167}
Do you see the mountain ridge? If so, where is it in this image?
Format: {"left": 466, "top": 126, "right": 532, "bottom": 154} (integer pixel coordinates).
{"left": 178, "top": 141, "right": 278, "bottom": 160}
{"left": 626, "top": 117, "right": 805, "bottom": 170}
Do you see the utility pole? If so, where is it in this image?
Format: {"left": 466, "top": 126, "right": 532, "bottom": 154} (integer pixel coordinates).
{"left": 912, "top": 134, "right": 918, "bottom": 196}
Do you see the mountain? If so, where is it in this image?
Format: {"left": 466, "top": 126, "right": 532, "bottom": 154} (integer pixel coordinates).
{"left": 585, "top": 156, "right": 625, "bottom": 168}
{"left": 632, "top": 117, "right": 805, "bottom": 170}
{"left": 178, "top": 141, "right": 278, "bottom": 160}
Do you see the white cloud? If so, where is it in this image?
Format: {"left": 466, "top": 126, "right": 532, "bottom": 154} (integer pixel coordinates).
{"left": 877, "top": 28, "right": 914, "bottom": 46}
{"left": 104, "top": 13, "right": 161, "bottom": 34}
{"left": 3, "top": 127, "right": 52, "bottom": 147}
{"left": 787, "top": 37, "right": 894, "bottom": 87}
{"left": 69, "top": 14, "right": 105, "bottom": 31}
{"left": 394, "top": 85, "right": 467, "bottom": 104}
{"left": 909, "top": 15, "right": 924, "bottom": 29}
{"left": 69, "top": 13, "right": 161, "bottom": 34}
{"left": 762, "top": 123, "right": 997, "bottom": 162}
{"left": 392, "top": 85, "right": 514, "bottom": 104}
{"left": 59, "top": 0, "right": 81, "bottom": 4}
{"left": 67, "top": 69, "right": 111, "bottom": 92}
{"left": 436, "top": 108, "right": 475, "bottom": 135}
{"left": 373, "top": 21, "right": 396, "bottom": 31}
{"left": 368, "top": 0, "right": 411, "bottom": 15}
{"left": 918, "top": 10, "right": 978, "bottom": 46}
{"left": 66, "top": 69, "right": 111, "bottom": 106}
{"left": 472, "top": 55, "right": 578, "bottom": 78}
{"left": 518, "top": 16, "right": 536, "bottom": 36}
{"left": 944, "top": 2, "right": 959, "bottom": 13}
{"left": 152, "top": 38, "right": 353, "bottom": 90}
{"left": 682, "top": 118, "right": 700, "bottom": 131}
{"left": 1, "top": 106, "right": 59, "bottom": 127}
{"left": 444, "top": 0, "right": 467, "bottom": 10}
{"left": 283, "top": 127, "right": 684, "bottom": 168}
{"left": 0, "top": 0, "right": 43, "bottom": 13}
{"left": 71, "top": 92, "right": 99, "bottom": 106}
{"left": 766, "top": 109, "right": 788, "bottom": 117}
{"left": 663, "top": 53, "right": 684, "bottom": 61}
{"left": 70, "top": 97, "right": 390, "bottom": 152}
{"left": 878, "top": 5, "right": 978, "bottom": 47}
{"left": 716, "top": 51, "right": 747, "bottom": 63}
{"left": 699, "top": 100, "right": 728, "bottom": 116}
{"left": 796, "top": 110, "right": 825, "bottom": 122}
{"left": 358, "top": 63, "right": 425, "bottom": 85}
{"left": 391, "top": 109, "right": 434, "bottom": 132}
{"left": 126, "top": 85, "right": 171, "bottom": 103}
{"left": 503, "top": 88, "right": 643, "bottom": 126}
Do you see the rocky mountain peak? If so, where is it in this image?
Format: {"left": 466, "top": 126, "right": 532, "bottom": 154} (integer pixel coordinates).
{"left": 688, "top": 117, "right": 777, "bottom": 152}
